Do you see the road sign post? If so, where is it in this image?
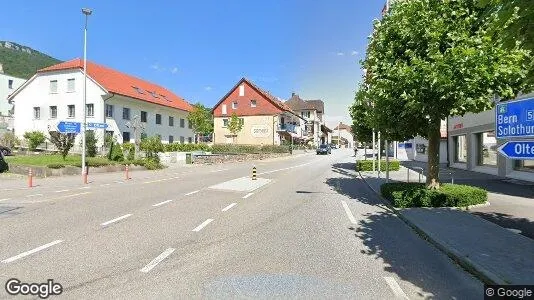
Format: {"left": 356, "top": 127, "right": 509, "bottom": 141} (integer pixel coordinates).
{"left": 496, "top": 97, "right": 534, "bottom": 139}
{"left": 497, "top": 141, "right": 534, "bottom": 160}
{"left": 57, "top": 121, "right": 81, "bottom": 134}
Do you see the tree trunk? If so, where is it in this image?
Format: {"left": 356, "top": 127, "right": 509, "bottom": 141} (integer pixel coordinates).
{"left": 427, "top": 120, "right": 441, "bottom": 189}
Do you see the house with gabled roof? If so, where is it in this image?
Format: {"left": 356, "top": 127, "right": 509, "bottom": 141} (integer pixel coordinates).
{"left": 212, "top": 78, "right": 305, "bottom": 145}
{"left": 8, "top": 58, "right": 195, "bottom": 151}
{"left": 285, "top": 92, "right": 331, "bottom": 146}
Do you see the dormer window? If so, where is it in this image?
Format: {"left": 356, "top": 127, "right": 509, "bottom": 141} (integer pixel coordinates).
{"left": 132, "top": 86, "right": 145, "bottom": 94}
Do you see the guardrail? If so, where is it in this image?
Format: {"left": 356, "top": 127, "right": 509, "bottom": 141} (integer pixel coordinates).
{"left": 439, "top": 169, "right": 455, "bottom": 184}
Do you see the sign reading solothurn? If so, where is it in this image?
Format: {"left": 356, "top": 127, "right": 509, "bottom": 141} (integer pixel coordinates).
{"left": 497, "top": 141, "right": 534, "bottom": 160}
{"left": 57, "top": 121, "right": 81, "bottom": 134}
{"left": 495, "top": 97, "right": 534, "bottom": 139}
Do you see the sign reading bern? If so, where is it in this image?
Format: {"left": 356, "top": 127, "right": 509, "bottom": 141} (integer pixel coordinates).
{"left": 251, "top": 125, "right": 270, "bottom": 138}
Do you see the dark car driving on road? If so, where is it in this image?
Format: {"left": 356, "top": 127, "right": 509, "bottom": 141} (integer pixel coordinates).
{"left": 0, "top": 149, "right": 8, "bottom": 173}
{"left": 316, "top": 144, "right": 331, "bottom": 155}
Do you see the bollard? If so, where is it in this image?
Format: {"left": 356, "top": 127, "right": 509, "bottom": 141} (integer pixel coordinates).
{"left": 252, "top": 166, "right": 257, "bottom": 180}
{"left": 28, "top": 168, "right": 33, "bottom": 188}
{"left": 125, "top": 165, "right": 130, "bottom": 180}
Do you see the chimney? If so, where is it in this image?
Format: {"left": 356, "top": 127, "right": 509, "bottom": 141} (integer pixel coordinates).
{"left": 0, "top": 63, "right": 3, "bottom": 74}
{"left": 291, "top": 92, "right": 296, "bottom": 98}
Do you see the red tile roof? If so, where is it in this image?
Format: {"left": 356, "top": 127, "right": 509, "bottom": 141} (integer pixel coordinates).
{"left": 38, "top": 58, "right": 192, "bottom": 112}
{"left": 212, "top": 78, "right": 297, "bottom": 116}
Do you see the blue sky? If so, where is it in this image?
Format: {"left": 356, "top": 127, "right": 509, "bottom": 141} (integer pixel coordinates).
{"left": 0, "top": 0, "right": 384, "bottom": 128}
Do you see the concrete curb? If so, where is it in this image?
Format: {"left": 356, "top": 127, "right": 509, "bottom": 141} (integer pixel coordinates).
{"left": 357, "top": 171, "right": 505, "bottom": 285}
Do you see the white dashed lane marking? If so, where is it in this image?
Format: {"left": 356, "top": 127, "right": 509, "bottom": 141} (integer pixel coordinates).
{"left": 2, "top": 240, "right": 63, "bottom": 263}
{"left": 192, "top": 219, "right": 213, "bottom": 232}
{"left": 101, "top": 214, "right": 132, "bottom": 226}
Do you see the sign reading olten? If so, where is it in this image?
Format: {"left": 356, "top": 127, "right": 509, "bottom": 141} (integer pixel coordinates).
{"left": 495, "top": 97, "right": 534, "bottom": 139}
{"left": 250, "top": 125, "right": 270, "bottom": 138}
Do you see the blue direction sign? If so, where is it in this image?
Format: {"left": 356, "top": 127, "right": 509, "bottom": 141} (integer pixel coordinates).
{"left": 497, "top": 141, "right": 534, "bottom": 160}
{"left": 496, "top": 97, "right": 534, "bottom": 139}
{"left": 57, "top": 121, "right": 81, "bottom": 133}
{"left": 87, "top": 122, "right": 108, "bottom": 129}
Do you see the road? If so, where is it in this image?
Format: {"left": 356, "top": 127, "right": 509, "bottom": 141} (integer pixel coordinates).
{"left": 0, "top": 149, "right": 482, "bottom": 299}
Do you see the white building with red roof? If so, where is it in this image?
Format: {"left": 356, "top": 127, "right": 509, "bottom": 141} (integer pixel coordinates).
{"left": 8, "top": 58, "right": 194, "bottom": 151}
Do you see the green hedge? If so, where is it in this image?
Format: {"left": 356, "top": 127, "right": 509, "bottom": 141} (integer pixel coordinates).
{"left": 357, "top": 160, "right": 400, "bottom": 171}
{"left": 46, "top": 163, "right": 65, "bottom": 169}
{"left": 381, "top": 183, "right": 487, "bottom": 208}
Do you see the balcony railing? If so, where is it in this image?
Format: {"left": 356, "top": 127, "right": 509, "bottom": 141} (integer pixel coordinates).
{"left": 277, "top": 123, "right": 297, "bottom": 133}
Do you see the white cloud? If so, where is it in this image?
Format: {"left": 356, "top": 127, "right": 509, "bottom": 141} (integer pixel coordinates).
{"left": 204, "top": 86, "right": 213, "bottom": 91}
{"left": 323, "top": 115, "right": 352, "bottom": 129}
{"left": 336, "top": 52, "right": 345, "bottom": 56}
{"left": 351, "top": 50, "right": 359, "bottom": 56}
{"left": 150, "top": 63, "right": 160, "bottom": 70}
{"left": 170, "top": 67, "right": 178, "bottom": 74}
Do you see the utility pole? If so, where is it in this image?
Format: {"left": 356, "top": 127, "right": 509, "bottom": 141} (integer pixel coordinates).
{"left": 81, "top": 7, "right": 92, "bottom": 184}
{"left": 378, "top": 131, "right": 381, "bottom": 179}
{"left": 372, "top": 130, "right": 376, "bottom": 172}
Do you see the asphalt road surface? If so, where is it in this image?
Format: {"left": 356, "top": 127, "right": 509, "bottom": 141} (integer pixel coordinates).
{"left": 0, "top": 149, "right": 483, "bottom": 299}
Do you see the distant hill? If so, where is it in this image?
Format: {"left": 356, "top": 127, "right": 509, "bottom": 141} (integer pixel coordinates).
{"left": 0, "top": 41, "right": 61, "bottom": 79}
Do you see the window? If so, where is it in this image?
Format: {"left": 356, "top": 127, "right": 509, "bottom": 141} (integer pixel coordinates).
{"left": 122, "top": 107, "right": 130, "bottom": 120}
{"left": 8, "top": 79, "right": 13, "bottom": 89}
{"left": 180, "top": 136, "right": 185, "bottom": 144}
{"left": 49, "top": 106, "right": 57, "bottom": 119}
{"left": 250, "top": 99, "right": 257, "bottom": 107}
{"left": 477, "top": 131, "right": 497, "bottom": 166}
{"left": 453, "top": 135, "right": 467, "bottom": 163}
{"left": 222, "top": 104, "right": 227, "bottom": 115}
{"left": 86, "top": 104, "right": 94, "bottom": 117}
{"left": 132, "top": 86, "right": 144, "bottom": 94}
{"left": 105, "top": 104, "right": 114, "bottom": 118}
{"left": 188, "top": 137, "right": 193, "bottom": 144}
{"left": 68, "top": 105, "right": 75, "bottom": 118}
{"left": 232, "top": 101, "right": 238, "bottom": 109}
{"left": 239, "top": 118, "right": 244, "bottom": 125}
{"left": 239, "top": 84, "right": 244, "bottom": 96}
{"left": 141, "top": 111, "right": 147, "bottom": 122}
{"left": 33, "top": 107, "right": 40, "bottom": 119}
{"left": 223, "top": 118, "right": 228, "bottom": 127}
{"left": 169, "top": 116, "right": 174, "bottom": 126}
{"left": 188, "top": 120, "right": 192, "bottom": 129}
{"left": 123, "top": 132, "right": 130, "bottom": 143}
{"left": 169, "top": 135, "right": 174, "bottom": 143}
{"left": 156, "top": 114, "right": 162, "bottom": 125}
{"left": 49, "top": 80, "right": 58, "bottom": 93}
{"left": 67, "top": 78, "right": 75, "bottom": 92}
{"left": 180, "top": 118, "right": 185, "bottom": 128}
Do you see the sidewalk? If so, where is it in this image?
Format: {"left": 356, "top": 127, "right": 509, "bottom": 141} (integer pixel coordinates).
{"left": 358, "top": 166, "right": 534, "bottom": 285}
{"left": 400, "top": 160, "right": 534, "bottom": 240}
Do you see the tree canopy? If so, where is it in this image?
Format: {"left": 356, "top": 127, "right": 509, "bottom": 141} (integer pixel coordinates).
{"left": 187, "top": 103, "right": 213, "bottom": 137}
{"left": 355, "top": 0, "right": 531, "bottom": 186}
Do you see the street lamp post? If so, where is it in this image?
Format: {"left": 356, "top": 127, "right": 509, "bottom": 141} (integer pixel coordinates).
{"left": 81, "top": 8, "right": 92, "bottom": 184}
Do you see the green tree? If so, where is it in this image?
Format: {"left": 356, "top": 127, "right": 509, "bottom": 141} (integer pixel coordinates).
{"left": 479, "top": 0, "right": 534, "bottom": 84}
{"left": 0, "top": 132, "right": 20, "bottom": 149}
{"left": 227, "top": 113, "right": 243, "bottom": 143}
{"left": 187, "top": 103, "right": 213, "bottom": 142}
{"left": 349, "top": 85, "right": 374, "bottom": 144}
{"left": 23, "top": 131, "right": 46, "bottom": 151}
{"left": 362, "top": 0, "right": 530, "bottom": 188}
{"left": 48, "top": 131, "right": 76, "bottom": 160}
{"left": 85, "top": 130, "right": 98, "bottom": 157}
{"left": 140, "top": 136, "right": 164, "bottom": 160}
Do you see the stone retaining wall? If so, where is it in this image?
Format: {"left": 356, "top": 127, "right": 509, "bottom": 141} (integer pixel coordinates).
{"left": 193, "top": 153, "right": 290, "bottom": 164}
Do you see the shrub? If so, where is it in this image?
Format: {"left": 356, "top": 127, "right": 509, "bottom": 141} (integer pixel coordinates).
{"left": 123, "top": 143, "right": 135, "bottom": 161}
{"left": 163, "top": 143, "right": 210, "bottom": 152}
{"left": 381, "top": 182, "right": 487, "bottom": 208}
{"left": 23, "top": 131, "right": 46, "bottom": 151}
{"left": 211, "top": 144, "right": 290, "bottom": 154}
{"left": 85, "top": 130, "right": 98, "bottom": 157}
{"left": 47, "top": 163, "right": 65, "bottom": 169}
{"left": 48, "top": 131, "right": 76, "bottom": 159}
{"left": 357, "top": 160, "right": 400, "bottom": 171}
{"left": 140, "top": 136, "right": 164, "bottom": 158}
{"left": 109, "top": 143, "right": 124, "bottom": 162}
{"left": 143, "top": 158, "right": 164, "bottom": 170}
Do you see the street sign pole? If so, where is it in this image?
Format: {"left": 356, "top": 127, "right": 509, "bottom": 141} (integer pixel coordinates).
{"left": 81, "top": 8, "right": 92, "bottom": 184}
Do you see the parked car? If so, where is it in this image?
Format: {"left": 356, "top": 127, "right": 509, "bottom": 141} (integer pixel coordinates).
{"left": 0, "top": 145, "right": 12, "bottom": 156}
{"left": 0, "top": 150, "right": 8, "bottom": 173}
{"left": 316, "top": 144, "right": 331, "bottom": 155}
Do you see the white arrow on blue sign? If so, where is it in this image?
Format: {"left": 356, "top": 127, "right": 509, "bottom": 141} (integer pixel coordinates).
{"left": 497, "top": 141, "right": 534, "bottom": 160}
{"left": 87, "top": 122, "right": 108, "bottom": 129}
{"left": 57, "top": 121, "right": 81, "bottom": 133}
